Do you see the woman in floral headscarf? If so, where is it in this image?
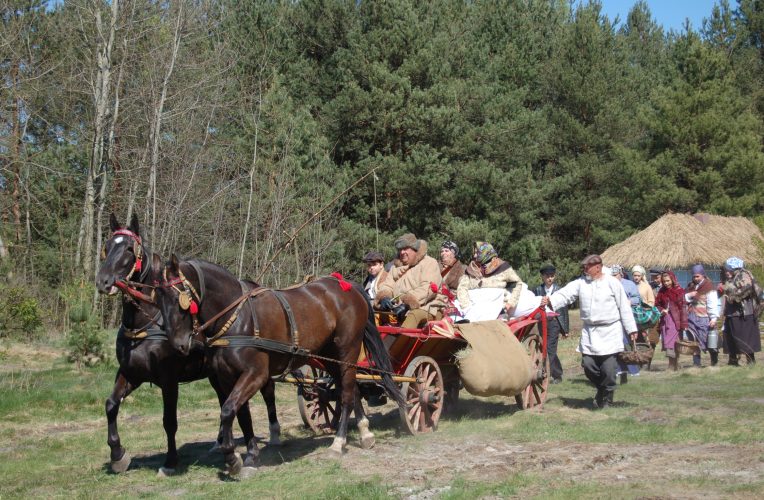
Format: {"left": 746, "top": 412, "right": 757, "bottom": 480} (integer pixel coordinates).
{"left": 456, "top": 242, "right": 526, "bottom": 318}
{"left": 656, "top": 270, "right": 688, "bottom": 371}
{"left": 721, "top": 257, "right": 762, "bottom": 365}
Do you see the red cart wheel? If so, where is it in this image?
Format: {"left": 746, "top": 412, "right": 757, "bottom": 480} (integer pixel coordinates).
{"left": 515, "top": 334, "right": 550, "bottom": 410}
{"left": 399, "top": 356, "right": 444, "bottom": 434}
{"left": 297, "top": 365, "right": 338, "bottom": 434}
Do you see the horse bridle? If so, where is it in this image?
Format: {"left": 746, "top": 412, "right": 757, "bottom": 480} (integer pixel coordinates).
{"left": 159, "top": 264, "right": 206, "bottom": 349}
{"left": 101, "top": 228, "right": 157, "bottom": 304}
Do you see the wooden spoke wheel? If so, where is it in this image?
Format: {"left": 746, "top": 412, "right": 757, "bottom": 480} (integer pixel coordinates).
{"left": 515, "top": 334, "right": 550, "bottom": 410}
{"left": 297, "top": 365, "right": 339, "bottom": 434}
{"left": 399, "top": 356, "right": 444, "bottom": 434}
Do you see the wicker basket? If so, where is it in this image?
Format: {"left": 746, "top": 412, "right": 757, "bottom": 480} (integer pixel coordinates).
{"left": 676, "top": 339, "right": 700, "bottom": 356}
{"left": 617, "top": 341, "right": 654, "bottom": 366}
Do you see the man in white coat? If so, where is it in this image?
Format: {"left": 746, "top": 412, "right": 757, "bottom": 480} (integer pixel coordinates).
{"left": 541, "top": 254, "right": 638, "bottom": 409}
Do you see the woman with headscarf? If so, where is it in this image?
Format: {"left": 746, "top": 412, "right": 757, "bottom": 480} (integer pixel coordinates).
{"left": 455, "top": 242, "right": 528, "bottom": 321}
{"left": 685, "top": 264, "right": 720, "bottom": 367}
{"left": 656, "top": 270, "right": 688, "bottom": 371}
{"left": 439, "top": 240, "right": 466, "bottom": 295}
{"left": 632, "top": 265, "right": 659, "bottom": 369}
{"left": 721, "top": 257, "right": 762, "bottom": 365}
{"left": 631, "top": 265, "right": 655, "bottom": 307}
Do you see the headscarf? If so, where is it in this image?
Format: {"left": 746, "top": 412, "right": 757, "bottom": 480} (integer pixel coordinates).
{"left": 473, "top": 241, "right": 497, "bottom": 265}
{"left": 441, "top": 240, "right": 459, "bottom": 258}
{"left": 656, "top": 270, "right": 685, "bottom": 308}
{"left": 725, "top": 256, "right": 744, "bottom": 271}
{"left": 631, "top": 265, "right": 646, "bottom": 277}
{"left": 610, "top": 264, "right": 623, "bottom": 276}
{"left": 691, "top": 264, "right": 706, "bottom": 276}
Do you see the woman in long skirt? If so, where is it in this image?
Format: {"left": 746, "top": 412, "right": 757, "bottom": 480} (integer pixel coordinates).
{"left": 721, "top": 257, "right": 762, "bottom": 365}
{"left": 656, "top": 270, "right": 688, "bottom": 371}
{"left": 685, "top": 264, "right": 720, "bottom": 367}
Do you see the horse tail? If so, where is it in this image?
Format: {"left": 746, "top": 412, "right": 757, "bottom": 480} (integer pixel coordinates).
{"left": 355, "top": 285, "right": 407, "bottom": 411}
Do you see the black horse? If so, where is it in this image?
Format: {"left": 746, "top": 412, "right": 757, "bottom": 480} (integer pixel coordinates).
{"left": 95, "top": 214, "right": 281, "bottom": 476}
{"left": 154, "top": 256, "right": 405, "bottom": 476}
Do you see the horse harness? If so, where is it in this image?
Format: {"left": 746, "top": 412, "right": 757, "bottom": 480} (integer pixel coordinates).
{"left": 166, "top": 265, "right": 310, "bottom": 363}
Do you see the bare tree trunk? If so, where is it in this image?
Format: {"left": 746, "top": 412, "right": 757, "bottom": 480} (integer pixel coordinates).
{"left": 238, "top": 98, "right": 261, "bottom": 279}
{"left": 93, "top": 32, "right": 125, "bottom": 285}
{"left": 10, "top": 60, "right": 22, "bottom": 245}
{"left": 78, "top": 0, "right": 119, "bottom": 279}
{"left": 146, "top": 3, "right": 184, "bottom": 247}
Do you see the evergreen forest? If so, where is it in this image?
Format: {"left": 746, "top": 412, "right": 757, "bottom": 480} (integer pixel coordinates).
{"left": 2, "top": 0, "right": 764, "bottom": 336}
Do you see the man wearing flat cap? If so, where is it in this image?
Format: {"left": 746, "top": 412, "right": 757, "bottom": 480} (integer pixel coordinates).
{"left": 534, "top": 264, "right": 568, "bottom": 383}
{"left": 362, "top": 251, "right": 385, "bottom": 300}
{"left": 375, "top": 233, "right": 444, "bottom": 328}
{"left": 540, "top": 254, "right": 637, "bottom": 409}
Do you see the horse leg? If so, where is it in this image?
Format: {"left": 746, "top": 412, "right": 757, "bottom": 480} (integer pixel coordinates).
{"left": 354, "top": 391, "right": 375, "bottom": 449}
{"left": 219, "top": 370, "right": 268, "bottom": 477}
{"left": 157, "top": 381, "right": 179, "bottom": 477}
{"left": 329, "top": 366, "right": 357, "bottom": 456}
{"left": 209, "top": 376, "right": 257, "bottom": 467}
{"left": 261, "top": 377, "right": 281, "bottom": 446}
{"left": 105, "top": 372, "right": 139, "bottom": 473}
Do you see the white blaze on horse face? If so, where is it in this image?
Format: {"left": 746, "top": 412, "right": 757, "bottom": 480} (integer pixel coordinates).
{"left": 113, "top": 236, "right": 125, "bottom": 244}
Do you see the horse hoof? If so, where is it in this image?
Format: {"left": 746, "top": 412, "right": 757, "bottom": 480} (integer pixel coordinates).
{"left": 268, "top": 437, "right": 283, "bottom": 447}
{"left": 327, "top": 444, "right": 346, "bottom": 457}
{"left": 226, "top": 453, "right": 243, "bottom": 477}
{"left": 239, "top": 466, "right": 258, "bottom": 480}
{"left": 360, "top": 435, "right": 376, "bottom": 450}
{"left": 110, "top": 453, "right": 131, "bottom": 473}
{"left": 157, "top": 467, "right": 175, "bottom": 478}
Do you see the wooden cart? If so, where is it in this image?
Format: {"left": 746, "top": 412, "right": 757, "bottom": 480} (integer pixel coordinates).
{"left": 289, "top": 307, "right": 551, "bottom": 435}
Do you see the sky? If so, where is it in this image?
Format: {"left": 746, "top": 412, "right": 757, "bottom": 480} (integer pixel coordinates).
{"left": 596, "top": 0, "right": 721, "bottom": 33}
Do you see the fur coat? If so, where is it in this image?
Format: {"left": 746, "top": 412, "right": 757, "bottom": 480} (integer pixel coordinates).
{"left": 374, "top": 241, "right": 445, "bottom": 316}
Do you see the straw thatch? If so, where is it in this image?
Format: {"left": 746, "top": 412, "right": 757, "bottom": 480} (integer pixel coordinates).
{"left": 601, "top": 213, "right": 764, "bottom": 269}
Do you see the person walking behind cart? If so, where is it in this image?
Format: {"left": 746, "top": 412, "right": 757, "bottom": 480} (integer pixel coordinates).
{"left": 534, "top": 264, "right": 568, "bottom": 384}
{"left": 362, "top": 251, "right": 385, "bottom": 300}
{"left": 720, "top": 257, "right": 762, "bottom": 366}
{"left": 685, "top": 264, "right": 720, "bottom": 367}
{"left": 374, "top": 233, "right": 445, "bottom": 329}
{"left": 612, "top": 265, "right": 641, "bottom": 383}
{"left": 631, "top": 265, "right": 659, "bottom": 370}
{"left": 540, "top": 254, "right": 637, "bottom": 409}
{"left": 656, "top": 270, "right": 688, "bottom": 371}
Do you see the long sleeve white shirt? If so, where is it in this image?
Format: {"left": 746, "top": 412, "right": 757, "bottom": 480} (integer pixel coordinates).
{"left": 549, "top": 275, "right": 637, "bottom": 355}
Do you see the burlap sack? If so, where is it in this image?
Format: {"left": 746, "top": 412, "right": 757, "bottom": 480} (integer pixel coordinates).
{"left": 455, "top": 320, "right": 533, "bottom": 397}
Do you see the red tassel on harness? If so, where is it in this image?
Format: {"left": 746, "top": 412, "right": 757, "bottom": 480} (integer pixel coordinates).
{"left": 330, "top": 272, "right": 352, "bottom": 292}
{"left": 134, "top": 258, "right": 142, "bottom": 272}
{"left": 430, "top": 282, "right": 438, "bottom": 293}
{"left": 189, "top": 300, "right": 199, "bottom": 315}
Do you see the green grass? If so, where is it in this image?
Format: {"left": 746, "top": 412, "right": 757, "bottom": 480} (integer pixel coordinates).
{"left": 1, "top": 331, "right": 763, "bottom": 498}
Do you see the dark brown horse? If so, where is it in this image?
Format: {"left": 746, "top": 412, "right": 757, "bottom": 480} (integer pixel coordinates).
{"left": 154, "top": 255, "right": 405, "bottom": 476}
{"left": 95, "top": 214, "right": 281, "bottom": 476}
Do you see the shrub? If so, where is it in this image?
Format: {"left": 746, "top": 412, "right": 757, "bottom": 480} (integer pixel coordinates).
{"left": 0, "top": 285, "right": 44, "bottom": 340}
{"left": 66, "top": 310, "right": 108, "bottom": 369}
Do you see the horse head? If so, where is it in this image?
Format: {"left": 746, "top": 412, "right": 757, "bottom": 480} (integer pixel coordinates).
{"left": 155, "top": 254, "right": 205, "bottom": 356}
{"left": 97, "top": 213, "right": 147, "bottom": 295}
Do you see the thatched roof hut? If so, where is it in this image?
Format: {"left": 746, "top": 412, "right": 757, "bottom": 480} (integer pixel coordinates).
{"left": 601, "top": 213, "right": 764, "bottom": 269}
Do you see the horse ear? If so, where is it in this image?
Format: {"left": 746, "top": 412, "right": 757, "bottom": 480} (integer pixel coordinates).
{"left": 170, "top": 254, "right": 180, "bottom": 273}
{"left": 151, "top": 254, "right": 162, "bottom": 280}
{"left": 109, "top": 213, "right": 120, "bottom": 232}
{"left": 129, "top": 213, "right": 140, "bottom": 236}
